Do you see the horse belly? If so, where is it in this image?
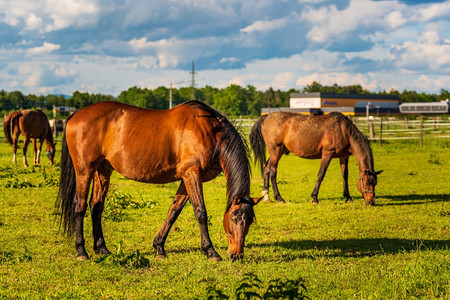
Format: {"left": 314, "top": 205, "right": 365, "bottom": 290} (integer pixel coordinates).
{"left": 109, "top": 153, "right": 180, "bottom": 184}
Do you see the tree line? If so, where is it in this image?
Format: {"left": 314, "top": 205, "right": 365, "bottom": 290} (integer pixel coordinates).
{"left": 1, "top": 82, "right": 449, "bottom": 117}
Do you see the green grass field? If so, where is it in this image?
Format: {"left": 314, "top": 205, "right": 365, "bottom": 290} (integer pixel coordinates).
{"left": 0, "top": 136, "right": 449, "bottom": 299}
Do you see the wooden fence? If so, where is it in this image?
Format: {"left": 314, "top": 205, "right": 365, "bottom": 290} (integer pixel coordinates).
{"left": 236, "top": 116, "right": 450, "bottom": 146}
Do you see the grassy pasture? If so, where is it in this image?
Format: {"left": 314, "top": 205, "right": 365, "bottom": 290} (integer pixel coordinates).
{"left": 0, "top": 136, "right": 449, "bottom": 299}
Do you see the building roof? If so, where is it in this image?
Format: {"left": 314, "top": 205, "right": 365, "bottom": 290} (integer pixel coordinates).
{"left": 291, "top": 92, "right": 399, "bottom": 101}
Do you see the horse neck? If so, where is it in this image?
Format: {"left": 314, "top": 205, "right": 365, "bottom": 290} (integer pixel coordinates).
{"left": 350, "top": 138, "right": 373, "bottom": 174}
{"left": 45, "top": 130, "right": 54, "bottom": 149}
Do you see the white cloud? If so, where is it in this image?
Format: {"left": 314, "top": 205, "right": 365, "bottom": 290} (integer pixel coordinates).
{"left": 415, "top": 1, "right": 450, "bottom": 22}
{"left": 296, "top": 72, "right": 379, "bottom": 91}
{"left": 301, "top": 0, "right": 405, "bottom": 43}
{"left": 272, "top": 72, "right": 294, "bottom": 89}
{"left": 392, "top": 27, "right": 450, "bottom": 71}
{"left": 44, "top": 0, "right": 100, "bottom": 32}
{"left": 28, "top": 42, "right": 60, "bottom": 54}
{"left": 25, "top": 13, "right": 43, "bottom": 30}
{"left": 241, "top": 18, "right": 288, "bottom": 33}
{"left": 20, "top": 63, "right": 77, "bottom": 88}
{"left": 219, "top": 57, "right": 240, "bottom": 63}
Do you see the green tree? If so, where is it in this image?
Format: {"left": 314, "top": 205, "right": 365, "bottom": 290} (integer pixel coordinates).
{"left": 213, "top": 84, "right": 248, "bottom": 116}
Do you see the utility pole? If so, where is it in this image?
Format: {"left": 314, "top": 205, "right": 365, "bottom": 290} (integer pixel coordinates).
{"left": 190, "top": 60, "right": 196, "bottom": 100}
{"left": 169, "top": 80, "right": 189, "bottom": 109}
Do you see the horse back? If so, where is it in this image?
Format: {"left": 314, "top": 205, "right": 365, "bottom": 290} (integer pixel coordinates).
{"left": 19, "top": 110, "right": 51, "bottom": 139}
{"left": 65, "top": 101, "right": 223, "bottom": 183}
{"left": 262, "top": 111, "right": 351, "bottom": 159}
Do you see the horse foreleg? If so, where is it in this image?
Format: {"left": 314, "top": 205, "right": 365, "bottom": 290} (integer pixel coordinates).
{"left": 153, "top": 182, "right": 189, "bottom": 258}
{"left": 340, "top": 156, "right": 352, "bottom": 203}
{"left": 74, "top": 175, "right": 92, "bottom": 260}
{"left": 36, "top": 139, "right": 44, "bottom": 166}
{"left": 90, "top": 166, "right": 112, "bottom": 256}
{"left": 32, "top": 139, "right": 38, "bottom": 166}
{"left": 183, "top": 170, "right": 221, "bottom": 261}
{"left": 22, "top": 137, "right": 30, "bottom": 168}
{"left": 311, "top": 153, "right": 333, "bottom": 204}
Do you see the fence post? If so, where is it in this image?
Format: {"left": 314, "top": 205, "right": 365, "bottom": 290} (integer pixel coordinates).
{"left": 378, "top": 117, "right": 383, "bottom": 146}
{"left": 369, "top": 120, "right": 374, "bottom": 139}
{"left": 420, "top": 115, "right": 423, "bottom": 147}
{"left": 404, "top": 116, "right": 409, "bottom": 129}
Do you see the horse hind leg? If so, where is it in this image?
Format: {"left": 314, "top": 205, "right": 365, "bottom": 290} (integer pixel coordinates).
{"left": 90, "top": 164, "right": 113, "bottom": 255}
{"left": 262, "top": 160, "right": 271, "bottom": 202}
{"left": 153, "top": 181, "right": 189, "bottom": 258}
{"left": 311, "top": 152, "right": 333, "bottom": 204}
{"left": 340, "top": 156, "right": 353, "bottom": 203}
{"left": 74, "top": 173, "right": 93, "bottom": 260}
{"left": 264, "top": 147, "right": 286, "bottom": 203}
{"left": 22, "top": 137, "right": 30, "bottom": 168}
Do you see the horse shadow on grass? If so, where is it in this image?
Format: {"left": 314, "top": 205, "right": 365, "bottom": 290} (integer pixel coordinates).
{"left": 247, "top": 238, "right": 450, "bottom": 261}
{"left": 377, "top": 194, "right": 449, "bottom": 206}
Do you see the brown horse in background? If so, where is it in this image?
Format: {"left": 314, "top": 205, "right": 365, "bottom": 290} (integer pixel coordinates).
{"left": 55, "top": 101, "right": 261, "bottom": 262}
{"left": 3, "top": 109, "right": 56, "bottom": 167}
{"left": 250, "top": 111, "right": 382, "bottom": 205}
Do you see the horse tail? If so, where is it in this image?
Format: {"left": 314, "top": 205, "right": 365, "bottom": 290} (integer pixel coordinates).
{"left": 55, "top": 114, "right": 77, "bottom": 235}
{"left": 3, "top": 111, "right": 21, "bottom": 145}
{"left": 249, "top": 114, "right": 268, "bottom": 177}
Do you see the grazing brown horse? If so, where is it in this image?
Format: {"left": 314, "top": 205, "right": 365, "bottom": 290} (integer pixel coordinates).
{"left": 55, "top": 101, "right": 261, "bottom": 261}
{"left": 3, "top": 109, "right": 56, "bottom": 167}
{"left": 250, "top": 111, "right": 382, "bottom": 205}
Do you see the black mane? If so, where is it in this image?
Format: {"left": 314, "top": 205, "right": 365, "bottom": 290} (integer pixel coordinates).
{"left": 182, "top": 101, "right": 252, "bottom": 213}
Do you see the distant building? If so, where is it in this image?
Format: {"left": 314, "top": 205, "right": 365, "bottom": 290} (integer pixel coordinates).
{"left": 52, "top": 105, "right": 77, "bottom": 117}
{"left": 399, "top": 100, "right": 449, "bottom": 114}
{"left": 262, "top": 92, "right": 400, "bottom": 115}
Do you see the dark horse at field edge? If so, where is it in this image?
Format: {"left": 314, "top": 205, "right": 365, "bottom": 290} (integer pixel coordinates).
{"left": 250, "top": 111, "right": 382, "bottom": 205}
{"left": 3, "top": 109, "right": 56, "bottom": 167}
{"left": 55, "top": 101, "right": 261, "bottom": 261}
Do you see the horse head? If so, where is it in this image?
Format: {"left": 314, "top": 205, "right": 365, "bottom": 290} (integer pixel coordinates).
{"left": 47, "top": 142, "right": 57, "bottom": 165}
{"left": 223, "top": 196, "right": 262, "bottom": 261}
{"left": 358, "top": 169, "right": 383, "bottom": 205}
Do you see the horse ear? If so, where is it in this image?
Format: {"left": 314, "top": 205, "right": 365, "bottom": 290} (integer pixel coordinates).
{"left": 252, "top": 196, "right": 263, "bottom": 205}
{"left": 375, "top": 170, "right": 383, "bottom": 175}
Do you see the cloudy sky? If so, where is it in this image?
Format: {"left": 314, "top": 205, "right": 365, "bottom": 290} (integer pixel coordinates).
{"left": 1, "top": 0, "right": 449, "bottom": 96}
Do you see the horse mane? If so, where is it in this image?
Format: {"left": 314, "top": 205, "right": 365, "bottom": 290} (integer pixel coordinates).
{"left": 181, "top": 101, "right": 252, "bottom": 214}
{"left": 331, "top": 112, "right": 374, "bottom": 171}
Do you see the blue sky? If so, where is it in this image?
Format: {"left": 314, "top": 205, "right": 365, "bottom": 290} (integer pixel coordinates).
{"left": 0, "top": 0, "right": 449, "bottom": 96}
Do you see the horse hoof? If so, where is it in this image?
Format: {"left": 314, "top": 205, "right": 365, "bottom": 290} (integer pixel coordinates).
{"left": 311, "top": 201, "right": 319, "bottom": 205}
{"left": 275, "top": 196, "right": 286, "bottom": 203}
{"left": 96, "top": 248, "right": 111, "bottom": 256}
{"left": 76, "top": 255, "right": 89, "bottom": 261}
{"left": 157, "top": 254, "right": 167, "bottom": 260}
{"left": 345, "top": 199, "right": 354, "bottom": 203}
{"left": 209, "top": 256, "right": 222, "bottom": 262}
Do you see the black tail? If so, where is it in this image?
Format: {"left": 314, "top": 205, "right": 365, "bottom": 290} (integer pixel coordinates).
{"left": 249, "top": 114, "right": 268, "bottom": 177}
{"left": 3, "top": 111, "right": 21, "bottom": 145}
{"left": 55, "top": 115, "right": 77, "bottom": 235}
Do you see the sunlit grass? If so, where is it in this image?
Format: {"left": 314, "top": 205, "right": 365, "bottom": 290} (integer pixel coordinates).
{"left": 0, "top": 139, "right": 448, "bottom": 299}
